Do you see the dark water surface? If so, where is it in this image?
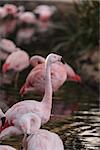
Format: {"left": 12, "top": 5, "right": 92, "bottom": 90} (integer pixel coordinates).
{"left": 0, "top": 72, "right": 99, "bottom": 150}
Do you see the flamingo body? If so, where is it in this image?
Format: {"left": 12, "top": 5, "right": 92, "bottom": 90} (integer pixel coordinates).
{"left": 16, "top": 12, "right": 36, "bottom": 45}
{"left": 20, "top": 62, "right": 67, "bottom": 95}
{"left": 5, "top": 100, "right": 50, "bottom": 126}
{"left": 23, "top": 129, "right": 64, "bottom": 150}
{"left": 2, "top": 49, "right": 29, "bottom": 72}
{"left": 0, "top": 39, "right": 16, "bottom": 60}
{"left": 20, "top": 55, "right": 81, "bottom": 96}
{"left": 0, "top": 145, "right": 16, "bottom": 150}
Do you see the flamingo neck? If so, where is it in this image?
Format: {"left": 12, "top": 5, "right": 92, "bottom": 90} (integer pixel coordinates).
{"left": 42, "top": 61, "right": 52, "bottom": 109}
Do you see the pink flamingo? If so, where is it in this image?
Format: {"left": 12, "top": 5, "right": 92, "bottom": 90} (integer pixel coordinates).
{"left": 2, "top": 48, "right": 30, "bottom": 87}
{"left": 34, "top": 5, "right": 56, "bottom": 33}
{"left": 0, "top": 39, "right": 16, "bottom": 61}
{"left": 22, "top": 129, "right": 64, "bottom": 150}
{"left": 2, "top": 48, "right": 30, "bottom": 73}
{"left": 0, "top": 7, "right": 7, "bottom": 19}
{"left": 0, "top": 53, "right": 63, "bottom": 140}
{"left": 20, "top": 55, "right": 81, "bottom": 96}
{"left": 16, "top": 12, "right": 37, "bottom": 45}
{"left": 0, "top": 145, "right": 16, "bottom": 150}
{"left": 0, "top": 4, "right": 17, "bottom": 37}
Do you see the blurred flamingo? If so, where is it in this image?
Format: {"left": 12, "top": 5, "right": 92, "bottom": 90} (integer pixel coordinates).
{"left": 20, "top": 55, "right": 81, "bottom": 96}
{"left": 0, "top": 145, "right": 16, "bottom": 150}
{"left": 2, "top": 48, "right": 30, "bottom": 87}
{"left": 0, "top": 4, "right": 17, "bottom": 37}
{"left": 2, "top": 48, "right": 30, "bottom": 73}
{"left": 0, "top": 38, "right": 16, "bottom": 61}
{"left": 34, "top": 5, "right": 56, "bottom": 33}
{"left": 22, "top": 129, "right": 64, "bottom": 150}
{"left": 16, "top": 12, "right": 37, "bottom": 45}
{"left": 0, "top": 7, "right": 7, "bottom": 19}
{"left": 0, "top": 53, "right": 63, "bottom": 140}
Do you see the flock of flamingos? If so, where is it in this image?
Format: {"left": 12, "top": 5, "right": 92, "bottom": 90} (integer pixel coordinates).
{"left": 0, "top": 4, "right": 81, "bottom": 150}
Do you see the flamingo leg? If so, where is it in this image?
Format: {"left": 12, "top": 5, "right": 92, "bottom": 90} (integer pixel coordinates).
{"left": 0, "top": 126, "right": 22, "bottom": 141}
{"left": 14, "top": 72, "right": 19, "bottom": 89}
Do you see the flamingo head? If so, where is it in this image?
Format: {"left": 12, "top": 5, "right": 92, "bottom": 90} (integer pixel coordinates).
{"left": 46, "top": 53, "right": 63, "bottom": 65}
{"left": 2, "top": 63, "right": 10, "bottom": 73}
{"left": 4, "top": 4, "right": 17, "bottom": 16}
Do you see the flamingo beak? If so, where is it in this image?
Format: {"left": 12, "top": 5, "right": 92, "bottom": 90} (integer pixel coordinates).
{"left": 40, "top": 16, "right": 49, "bottom": 21}
{"left": 61, "top": 58, "right": 65, "bottom": 64}
{"left": 1, "top": 116, "right": 6, "bottom": 126}
{"left": 2, "top": 63, "right": 10, "bottom": 73}
{"left": 71, "top": 74, "right": 81, "bottom": 83}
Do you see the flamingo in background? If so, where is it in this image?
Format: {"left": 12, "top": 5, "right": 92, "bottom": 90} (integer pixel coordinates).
{"left": 16, "top": 11, "right": 37, "bottom": 45}
{"left": 0, "top": 7, "right": 7, "bottom": 19}
{"left": 0, "top": 53, "right": 63, "bottom": 140}
{"left": 22, "top": 129, "right": 64, "bottom": 150}
{"left": 0, "top": 4, "right": 17, "bottom": 38}
{"left": 20, "top": 55, "right": 81, "bottom": 96}
{"left": 2, "top": 48, "right": 30, "bottom": 73}
{"left": 2, "top": 48, "right": 30, "bottom": 87}
{"left": 0, "top": 38, "right": 16, "bottom": 61}
{"left": 0, "top": 145, "right": 16, "bottom": 150}
{"left": 34, "top": 5, "right": 56, "bottom": 33}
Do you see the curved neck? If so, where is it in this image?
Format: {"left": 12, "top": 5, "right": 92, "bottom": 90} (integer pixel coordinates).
{"left": 42, "top": 60, "right": 52, "bottom": 108}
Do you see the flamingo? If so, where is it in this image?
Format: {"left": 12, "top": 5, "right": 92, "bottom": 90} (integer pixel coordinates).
{"left": 16, "top": 12, "right": 37, "bottom": 45}
{"left": 0, "top": 145, "right": 16, "bottom": 150}
{"left": 34, "top": 5, "right": 56, "bottom": 33}
{"left": 2, "top": 48, "right": 30, "bottom": 87}
{"left": 0, "top": 4, "right": 17, "bottom": 37}
{"left": 2, "top": 48, "right": 30, "bottom": 73}
{"left": 3, "top": 4, "right": 17, "bottom": 16}
{"left": 0, "top": 38, "right": 16, "bottom": 61}
{"left": 34, "top": 5, "right": 56, "bottom": 22}
{"left": 20, "top": 55, "right": 81, "bottom": 96}
{"left": 0, "top": 53, "right": 63, "bottom": 140}
{"left": 0, "top": 7, "right": 7, "bottom": 19}
{"left": 22, "top": 129, "right": 64, "bottom": 150}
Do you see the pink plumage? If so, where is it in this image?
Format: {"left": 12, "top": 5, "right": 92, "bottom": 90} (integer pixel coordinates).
{"left": 2, "top": 48, "right": 30, "bottom": 73}
{"left": 20, "top": 55, "right": 81, "bottom": 96}
{"left": 23, "top": 129, "right": 64, "bottom": 150}
{"left": 0, "top": 145, "right": 16, "bottom": 150}
{"left": 0, "top": 54, "right": 63, "bottom": 141}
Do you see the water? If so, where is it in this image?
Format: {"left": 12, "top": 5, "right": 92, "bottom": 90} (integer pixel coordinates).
{"left": 0, "top": 72, "right": 99, "bottom": 150}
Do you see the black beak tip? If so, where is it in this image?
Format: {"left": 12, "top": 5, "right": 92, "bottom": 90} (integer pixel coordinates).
{"left": 61, "top": 58, "right": 65, "bottom": 64}
{"left": 26, "top": 133, "right": 30, "bottom": 138}
{"left": 1, "top": 116, "right": 6, "bottom": 126}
